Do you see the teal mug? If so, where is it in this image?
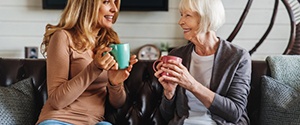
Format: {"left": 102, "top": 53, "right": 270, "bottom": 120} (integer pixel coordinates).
{"left": 109, "top": 43, "right": 130, "bottom": 69}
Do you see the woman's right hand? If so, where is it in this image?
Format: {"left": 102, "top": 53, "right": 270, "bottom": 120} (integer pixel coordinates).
{"left": 154, "top": 62, "right": 178, "bottom": 100}
{"left": 93, "top": 47, "right": 117, "bottom": 70}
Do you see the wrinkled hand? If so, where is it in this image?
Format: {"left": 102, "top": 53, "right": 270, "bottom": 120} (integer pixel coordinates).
{"left": 93, "top": 47, "right": 117, "bottom": 70}
{"left": 108, "top": 55, "right": 138, "bottom": 86}
{"left": 154, "top": 61, "right": 178, "bottom": 100}
{"left": 155, "top": 60, "right": 198, "bottom": 97}
{"left": 163, "top": 60, "right": 198, "bottom": 90}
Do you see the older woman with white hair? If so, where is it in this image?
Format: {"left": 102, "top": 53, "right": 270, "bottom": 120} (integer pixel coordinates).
{"left": 154, "top": 0, "right": 251, "bottom": 124}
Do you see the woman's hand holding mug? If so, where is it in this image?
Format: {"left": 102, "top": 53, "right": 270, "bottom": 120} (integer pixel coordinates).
{"left": 153, "top": 55, "right": 182, "bottom": 100}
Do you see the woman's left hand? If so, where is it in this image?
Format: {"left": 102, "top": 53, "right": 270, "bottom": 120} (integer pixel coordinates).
{"left": 108, "top": 55, "right": 138, "bottom": 86}
{"left": 161, "top": 59, "right": 198, "bottom": 91}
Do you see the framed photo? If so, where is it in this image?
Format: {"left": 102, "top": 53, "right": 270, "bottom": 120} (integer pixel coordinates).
{"left": 25, "top": 47, "right": 38, "bottom": 59}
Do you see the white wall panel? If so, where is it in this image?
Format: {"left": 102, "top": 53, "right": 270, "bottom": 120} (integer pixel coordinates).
{"left": 0, "top": 0, "right": 293, "bottom": 60}
{"left": 0, "top": 0, "right": 41, "bottom": 6}
{"left": 0, "top": 7, "right": 61, "bottom": 22}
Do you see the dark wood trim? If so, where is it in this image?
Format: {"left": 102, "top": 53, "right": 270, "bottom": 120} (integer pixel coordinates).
{"left": 249, "top": 0, "right": 279, "bottom": 55}
{"left": 227, "top": 0, "right": 253, "bottom": 42}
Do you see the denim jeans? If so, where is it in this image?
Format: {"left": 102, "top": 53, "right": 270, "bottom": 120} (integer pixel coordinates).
{"left": 38, "top": 120, "right": 112, "bottom": 125}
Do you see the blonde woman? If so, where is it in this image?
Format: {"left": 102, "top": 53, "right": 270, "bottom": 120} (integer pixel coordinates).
{"left": 155, "top": 0, "right": 251, "bottom": 124}
{"left": 36, "top": 0, "right": 138, "bottom": 125}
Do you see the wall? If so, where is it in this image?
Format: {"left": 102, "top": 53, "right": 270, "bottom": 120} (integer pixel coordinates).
{"left": 0, "top": 0, "right": 291, "bottom": 60}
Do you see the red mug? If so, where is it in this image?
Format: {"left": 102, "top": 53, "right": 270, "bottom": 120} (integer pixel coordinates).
{"left": 152, "top": 55, "right": 182, "bottom": 76}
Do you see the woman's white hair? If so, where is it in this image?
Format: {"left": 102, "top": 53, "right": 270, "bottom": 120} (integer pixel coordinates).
{"left": 179, "top": 0, "right": 225, "bottom": 33}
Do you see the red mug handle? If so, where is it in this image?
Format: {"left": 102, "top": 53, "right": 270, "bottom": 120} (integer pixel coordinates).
{"left": 152, "top": 57, "right": 162, "bottom": 72}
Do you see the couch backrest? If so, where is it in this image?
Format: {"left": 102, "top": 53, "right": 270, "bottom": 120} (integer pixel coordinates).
{"left": 0, "top": 58, "right": 269, "bottom": 125}
{"left": 0, "top": 58, "right": 47, "bottom": 121}
{"left": 104, "top": 61, "right": 167, "bottom": 125}
{"left": 248, "top": 60, "right": 269, "bottom": 125}
{"left": 105, "top": 60, "right": 270, "bottom": 125}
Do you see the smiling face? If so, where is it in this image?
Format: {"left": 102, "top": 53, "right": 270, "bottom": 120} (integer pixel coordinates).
{"left": 177, "top": 0, "right": 226, "bottom": 42}
{"left": 178, "top": 10, "right": 200, "bottom": 41}
{"left": 98, "top": 0, "right": 118, "bottom": 28}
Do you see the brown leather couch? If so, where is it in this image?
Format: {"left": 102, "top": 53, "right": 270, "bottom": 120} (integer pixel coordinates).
{"left": 0, "top": 58, "right": 269, "bottom": 125}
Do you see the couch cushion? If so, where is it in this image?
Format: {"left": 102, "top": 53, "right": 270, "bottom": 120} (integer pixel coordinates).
{"left": 260, "top": 75, "right": 300, "bottom": 124}
{"left": 266, "top": 55, "right": 300, "bottom": 90}
{"left": 0, "top": 78, "right": 36, "bottom": 124}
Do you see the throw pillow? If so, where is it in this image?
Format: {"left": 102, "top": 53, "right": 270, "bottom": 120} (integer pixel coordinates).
{"left": 0, "top": 78, "right": 37, "bottom": 125}
{"left": 260, "top": 75, "right": 300, "bottom": 125}
{"left": 266, "top": 55, "right": 300, "bottom": 91}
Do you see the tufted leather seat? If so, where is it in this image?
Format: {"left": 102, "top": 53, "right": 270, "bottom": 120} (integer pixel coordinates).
{"left": 0, "top": 58, "right": 269, "bottom": 125}
{"left": 104, "top": 61, "right": 167, "bottom": 125}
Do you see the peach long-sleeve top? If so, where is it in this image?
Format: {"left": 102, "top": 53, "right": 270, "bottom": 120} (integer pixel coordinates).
{"left": 36, "top": 30, "right": 126, "bottom": 125}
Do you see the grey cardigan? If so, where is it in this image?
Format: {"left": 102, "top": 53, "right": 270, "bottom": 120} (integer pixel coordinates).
{"left": 159, "top": 38, "right": 251, "bottom": 125}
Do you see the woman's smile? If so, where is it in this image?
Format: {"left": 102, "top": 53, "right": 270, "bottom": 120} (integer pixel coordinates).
{"left": 104, "top": 15, "right": 114, "bottom": 22}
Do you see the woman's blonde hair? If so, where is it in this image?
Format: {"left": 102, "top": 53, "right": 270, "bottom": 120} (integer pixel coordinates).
{"left": 179, "top": 0, "right": 225, "bottom": 33}
{"left": 41, "top": 0, "right": 121, "bottom": 57}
